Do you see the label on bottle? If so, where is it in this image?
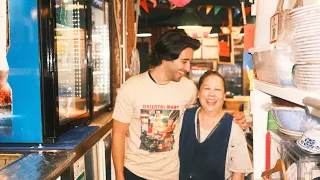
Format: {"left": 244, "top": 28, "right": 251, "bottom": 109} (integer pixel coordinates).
{"left": 270, "top": 12, "right": 279, "bottom": 44}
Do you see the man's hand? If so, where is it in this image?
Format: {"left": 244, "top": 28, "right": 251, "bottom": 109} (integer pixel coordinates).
{"left": 230, "top": 111, "right": 247, "bottom": 130}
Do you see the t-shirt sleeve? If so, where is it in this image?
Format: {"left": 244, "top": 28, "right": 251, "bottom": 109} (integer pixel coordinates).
{"left": 112, "top": 86, "right": 133, "bottom": 124}
{"left": 227, "top": 122, "right": 253, "bottom": 174}
{"left": 178, "top": 81, "right": 197, "bottom": 130}
{"left": 186, "top": 81, "right": 198, "bottom": 109}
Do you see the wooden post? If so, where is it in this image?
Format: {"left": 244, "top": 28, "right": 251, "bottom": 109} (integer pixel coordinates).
{"left": 111, "top": 0, "right": 122, "bottom": 103}
{"left": 111, "top": 0, "right": 135, "bottom": 103}
{"left": 126, "top": 0, "right": 135, "bottom": 80}
{"left": 228, "top": 8, "right": 232, "bottom": 34}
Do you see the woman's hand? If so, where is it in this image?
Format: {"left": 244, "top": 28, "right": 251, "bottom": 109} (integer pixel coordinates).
{"left": 230, "top": 111, "right": 247, "bottom": 130}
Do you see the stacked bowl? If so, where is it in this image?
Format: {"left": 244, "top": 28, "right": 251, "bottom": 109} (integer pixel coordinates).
{"left": 290, "top": 4, "right": 320, "bottom": 92}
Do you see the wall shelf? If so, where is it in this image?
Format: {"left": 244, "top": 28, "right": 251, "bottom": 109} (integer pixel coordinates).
{"left": 252, "top": 79, "right": 320, "bottom": 178}
{"left": 254, "top": 79, "right": 320, "bottom": 107}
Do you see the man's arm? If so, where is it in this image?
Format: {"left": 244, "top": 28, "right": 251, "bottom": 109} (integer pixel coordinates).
{"left": 112, "top": 120, "right": 129, "bottom": 180}
{"left": 230, "top": 111, "right": 247, "bottom": 130}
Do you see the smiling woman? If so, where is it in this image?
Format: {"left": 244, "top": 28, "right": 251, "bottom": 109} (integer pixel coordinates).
{"left": 179, "top": 70, "right": 253, "bottom": 180}
{"left": 197, "top": 71, "right": 226, "bottom": 114}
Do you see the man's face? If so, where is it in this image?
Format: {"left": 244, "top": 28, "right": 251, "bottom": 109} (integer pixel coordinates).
{"left": 164, "top": 48, "right": 194, "bottom": 82}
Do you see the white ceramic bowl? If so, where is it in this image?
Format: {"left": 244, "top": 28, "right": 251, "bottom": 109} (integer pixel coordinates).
{"left": 291, "top": 18, "right": 320, "bottom": 25}
{"left": 291, "top": 5, "right": 320, "bottom": 16}
{"left": 294, "top": 84, "right": 320, "bottom": 91}
{"left": 293, "top": 75, "right": 320, "bottom": 81}
{"left": 298, "top": 125, "right": 320, "bottom": 152}
{"left": 295, "top": 48, "right": 320, "bottom": 54}
{"left": 293, "top": 72, "right": 320, "bottom": 76}
{"left": 294, "top": 64, "right": 320, "bottom": 69}
{"left": 303, "top": 0, "right": 320, "bottom": 6}
{"left": 292, "top": 41, "right": 320, "bottom": 47}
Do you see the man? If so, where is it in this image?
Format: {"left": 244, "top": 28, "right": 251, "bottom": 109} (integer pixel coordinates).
{"left": 112, "top": 29, "right": 246, "bottom": 180}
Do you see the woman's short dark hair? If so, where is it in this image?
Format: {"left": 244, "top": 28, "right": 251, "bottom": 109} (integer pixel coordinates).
{"left": 149, "top": 29, "right": 200, "bottom": 66}
{"left": 197, "top": 70, "right": 227, "bottom": 93}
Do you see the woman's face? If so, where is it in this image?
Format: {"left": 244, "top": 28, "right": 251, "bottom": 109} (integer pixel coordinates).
{"left": 198, "top": 75, "right": 226, "bottom": 113}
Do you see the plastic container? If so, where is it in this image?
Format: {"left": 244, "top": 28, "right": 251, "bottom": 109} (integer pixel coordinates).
{"left": 281, "top": 141, "right": 320, "bottom": 180}
{"left": 269, "top": 130, "right": 299, "bottom": 179}
{"left": 250, "top": 48, "right": 294, "bottom": 87}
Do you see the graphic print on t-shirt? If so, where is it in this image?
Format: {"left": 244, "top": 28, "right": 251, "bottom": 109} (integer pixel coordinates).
{"left": 140, "top": 106, "right": 180, "bottom": 152}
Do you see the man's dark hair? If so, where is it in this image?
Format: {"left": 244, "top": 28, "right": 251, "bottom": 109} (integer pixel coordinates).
{"left": 149, "top": 29, "right": 200, "bottom": 66}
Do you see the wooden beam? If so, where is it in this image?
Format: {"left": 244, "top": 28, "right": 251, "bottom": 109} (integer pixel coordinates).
{"left": 228, "top": 8, "right": 232, "bottom": 33}
{"left": 111, "top": 0, "right": 122, "bottom": 103}
{"left": 126, "top": 0, "right": 135, "bottom": 80}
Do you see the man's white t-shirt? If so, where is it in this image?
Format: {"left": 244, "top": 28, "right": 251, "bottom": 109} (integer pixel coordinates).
{"left": 112, "top": 71, "right": 197, "bottom": 180}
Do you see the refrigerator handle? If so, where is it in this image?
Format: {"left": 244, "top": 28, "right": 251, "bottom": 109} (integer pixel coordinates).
{"left": 87, "top": 42, "right": 93, "bottom": 68}
{"left": 47, "top": 17, "right": 55, "bottom": 72}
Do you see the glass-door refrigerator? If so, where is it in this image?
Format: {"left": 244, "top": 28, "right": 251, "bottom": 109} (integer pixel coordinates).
{"left": 0, "top": 0, "right": 111, "bottom": 144}
{"left": 90, "top": 0, "right": 112, "bottom": 116}
{"left": 53, "top": 0, "right": 92, "bottom": 130}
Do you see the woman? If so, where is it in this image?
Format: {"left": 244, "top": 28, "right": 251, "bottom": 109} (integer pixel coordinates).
{"left": 179, "top": 70, "right": 253, "bottom": 180}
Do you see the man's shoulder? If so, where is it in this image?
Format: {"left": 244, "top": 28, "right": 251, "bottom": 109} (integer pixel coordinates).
{"left": 180, "top": 77, "right": 195, "bottom": 84}
{"left": 179, "top": 77, "right": 196, "bottom": 88}
{"left": 122, "top": 72, "right": 148, "bottom": 86}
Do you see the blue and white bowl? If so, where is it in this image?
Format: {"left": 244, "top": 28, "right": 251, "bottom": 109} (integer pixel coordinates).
{"left": 298, "top": 125, "right": 320, "bottom": 153}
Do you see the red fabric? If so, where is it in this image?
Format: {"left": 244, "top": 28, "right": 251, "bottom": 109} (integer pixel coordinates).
{"left": 140, "top": 0, "right": 149, "bottom": 13}
{"left": 168, "top": 0, "right": 191, "bottom": 7}
{"left": 245, "top": 7, "right": 251, "bottom": 16}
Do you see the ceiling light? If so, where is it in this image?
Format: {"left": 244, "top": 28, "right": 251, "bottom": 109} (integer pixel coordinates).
{"left": 137, "top": 32, "right": 152, "bottom": 37}
{"left": 137, "top": 26, "right": 152, "bottom": 37}
{"left": 177, "top": 8, "right": 202, "bottom": 29}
